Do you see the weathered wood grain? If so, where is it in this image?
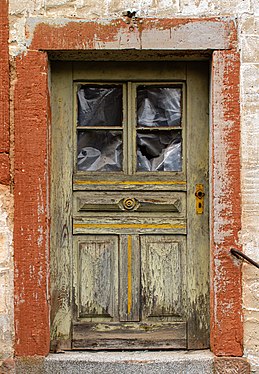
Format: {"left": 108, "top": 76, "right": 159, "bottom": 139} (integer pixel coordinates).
{"left": 50, "top": 62, "right": 73, "bottom": 350}
{"left": 119, "top": 235, "right": 140, "bottom": 321}
{"left": 186, "top": 62, "right": 210, "bottom": 348}
{"left": 74, "top": 236, "right": 119, "bottom": 320}
{"left": 74, "top": 191, "right": 185, "bottom": 214}
{"left": 141, "top": 235, "right": 186, "bottom": 320}
{"left": 73, "top": 61, "right": 186, "bottom": 82}
{"left": 73, "top": 217, "right": 187, "bottom": 235}
{"left": 72, "top": 322, "right": 187, "bottom": 349}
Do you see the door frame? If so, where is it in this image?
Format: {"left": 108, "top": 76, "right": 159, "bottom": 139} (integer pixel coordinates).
{"left": 50, "top": 62, "right": 209, "bottom": 350}
{"left": 13, "top": 17, "right": 242, "bottom": 357}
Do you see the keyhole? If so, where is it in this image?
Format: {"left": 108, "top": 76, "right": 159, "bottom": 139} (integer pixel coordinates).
{"left": 197, "top": 191, "right": 203, "bottom": 198}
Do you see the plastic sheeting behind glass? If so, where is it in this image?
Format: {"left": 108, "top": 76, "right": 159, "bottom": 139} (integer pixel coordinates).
{"left": 77, "top": 85, "right": 123, "bottom": 126}
{"left": 137, "top": 86, "right": 181, "bottom": 127}
{"left": 77, "top": 130, "right": 122, "bottom": 171}
{"left": 137, "top": 131, "right": 182, "bottom": 171}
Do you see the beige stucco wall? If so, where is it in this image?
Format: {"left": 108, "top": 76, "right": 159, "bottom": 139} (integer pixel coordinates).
{"left": 0, "top": 0, "right": 258, "bottom": 371}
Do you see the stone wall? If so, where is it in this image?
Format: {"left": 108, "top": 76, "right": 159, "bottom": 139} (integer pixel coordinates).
{"left": 0, "top": 186, "right": 13, "bottom": 362}
{"left": 1, "top": 0, "right": 258, "bottom": 371}
{"left": 240, "top": 9, "right": 259, "bottom": 374}
{"left": 0, "top": 0, "right": 14, "bottom": 368}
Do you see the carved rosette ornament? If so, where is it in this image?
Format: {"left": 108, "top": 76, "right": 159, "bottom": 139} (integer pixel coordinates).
{"left": 121, "top": 198, "right": 139, "bottom": 211}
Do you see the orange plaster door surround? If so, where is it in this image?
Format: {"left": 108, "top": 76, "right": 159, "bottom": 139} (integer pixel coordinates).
{"left": 13, "top": 17, "right": 242, "bottom": 356}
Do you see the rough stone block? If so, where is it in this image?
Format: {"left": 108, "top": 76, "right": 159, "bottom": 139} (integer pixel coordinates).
{"left": 0, "top": 315, "right": 13, "bottom": 361}
{"left": 15, "top": 357, "right": 44, "bottom": 374}
{"left": 180, "top": 0, "right": 250, "bottom": 15}
{"left": 240, "top": 14, "right": 259, "bottom": 35}
{"left": 214, "top": 357, "right": 250, "bottom": 374}
{"left": 244, "top": 311, "right": 259, "bottom": 352}
{"left": 0, "top": 358, "right": 15, "bottom": 374}
{"left": 241, "top": 64, "right": 259, "bottom": 96}
{"left": 241, "top": 35, "right": 259, "bottom": 63}
{"left": 0, "top": 271, "right": 8, "bottom": 313}
{"left": 243, "top": 278, "right": 259, "bottom": 309}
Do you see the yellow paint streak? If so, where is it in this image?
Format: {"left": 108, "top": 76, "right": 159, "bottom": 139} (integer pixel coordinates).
{"left": 127, "top": 235, "right": 132, "bottom": 315}
{"left": 74, "top": 180, "right": 186, "bottom": 185}
{"left": 74, "top": 223, "right": 186, "bottom": 229}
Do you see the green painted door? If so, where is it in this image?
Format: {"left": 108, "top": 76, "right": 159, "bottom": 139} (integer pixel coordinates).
{"left": 50, "top": 61, "right": 209, "bottom": 350}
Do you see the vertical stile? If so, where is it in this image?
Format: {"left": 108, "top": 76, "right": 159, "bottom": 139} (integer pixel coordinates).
{"left": 127, "top": 235, "right": 132, "bottom": 315}
{"left": 122, "top": 83, "right": 127, "bottom": 174}
{"left": 127, "top": 82, "right": 133, "bottom": 175}
{"left": 119, "top": 235, "right": 140, "bottom": 321}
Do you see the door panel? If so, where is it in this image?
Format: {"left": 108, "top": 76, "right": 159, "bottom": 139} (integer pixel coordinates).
{"left": 50, "top": 61, "right": 209, "bottom": 350}
{"left": 73, "top": 191, "right": 186, "bottom": 214}
{"left": 74, "top": 236, "right": 119, "bottom": 320}
{"left": 141, "top": 235, "right": 186, "bottom": 320}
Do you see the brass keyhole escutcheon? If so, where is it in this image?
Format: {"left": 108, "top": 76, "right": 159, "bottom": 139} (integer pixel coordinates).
{"left": 123, "top": 198, "right": 137, "bottom": 210}
{"left": 195, "top": 184, "right": 205, "bottom": 214}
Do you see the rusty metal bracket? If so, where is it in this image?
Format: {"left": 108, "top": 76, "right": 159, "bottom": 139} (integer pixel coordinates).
{"left": 231, "top": 248, "right": 259, "bottom": 269}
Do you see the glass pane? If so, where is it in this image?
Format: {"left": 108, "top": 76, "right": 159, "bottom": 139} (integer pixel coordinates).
{"left": 137, "top": 131, "right": 182, "bottom": 172}
{"left": 137, "top": 86, "right": 181, "bottom": 127}
{"left": 77, "top": 85, "right": 123, "bottom": 126}
{"left": 77, "top": 130, "right": 122, "bottom": 171}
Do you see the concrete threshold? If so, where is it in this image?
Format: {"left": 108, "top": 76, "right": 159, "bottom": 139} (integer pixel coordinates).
{"left": 16, "top": 350, "right": 214, "bottom": 374}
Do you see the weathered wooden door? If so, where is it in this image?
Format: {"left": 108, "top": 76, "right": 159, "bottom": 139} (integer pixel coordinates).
{"left": 50, "top": 61, "right": 209, "bottom": 350}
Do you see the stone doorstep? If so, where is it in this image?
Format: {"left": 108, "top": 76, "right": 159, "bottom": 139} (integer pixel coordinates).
{"left": 15, "top": 351, "right": 250, "bottom": 374}
{"left": 15, "top": 350, "right": 250, "bottom": 374}
{"left": 16, "top": 350, "right": 213, "bottom": 374}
